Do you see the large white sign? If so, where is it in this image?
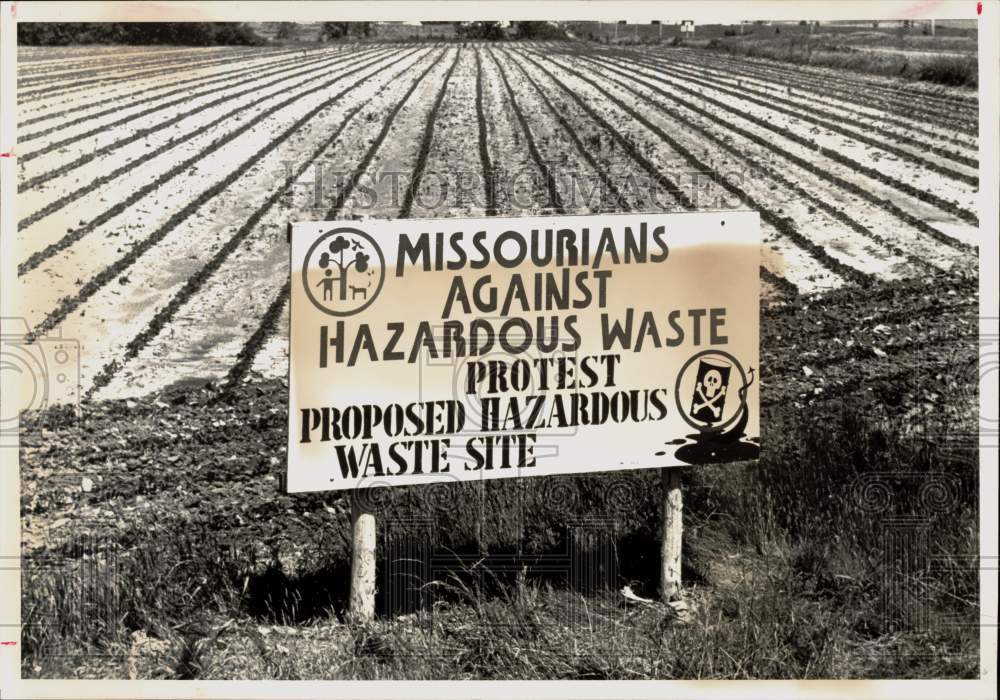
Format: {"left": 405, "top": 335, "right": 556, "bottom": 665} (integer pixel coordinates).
{"left": 287, "top": 212, "right": 759, "bottom": 493}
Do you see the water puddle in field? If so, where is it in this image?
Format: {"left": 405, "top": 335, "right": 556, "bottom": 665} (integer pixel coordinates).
{"left": 182, "top": 331, "right": 240, "bottom": 362}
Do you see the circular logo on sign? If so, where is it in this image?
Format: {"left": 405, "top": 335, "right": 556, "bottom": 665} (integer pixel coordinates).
{"left": 302, "top": 227, "right": 385, "bottom": 316}
{"left": 674, "top": 349, "right": 748, "bottom": 434}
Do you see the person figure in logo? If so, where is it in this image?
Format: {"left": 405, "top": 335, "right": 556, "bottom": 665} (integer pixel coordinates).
{"left": 317, "top": 269, "right": 337, "bottom": 301}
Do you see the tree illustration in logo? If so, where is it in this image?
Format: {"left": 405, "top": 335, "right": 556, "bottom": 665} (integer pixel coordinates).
{"left": 317, "top": 235, "right": 371, "bottom": 302}
{"left": 304, "top": 227, "right": 384, "bottom": 316}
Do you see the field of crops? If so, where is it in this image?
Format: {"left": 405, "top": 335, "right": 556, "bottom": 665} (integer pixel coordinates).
{"left": 16, "top": 40, "right": 983, "bottom": 679}
{"left": 16, "top": 42, "right": 979, "bottom": 404}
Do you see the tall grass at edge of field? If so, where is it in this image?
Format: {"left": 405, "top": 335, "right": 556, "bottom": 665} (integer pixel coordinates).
{"left": 703, "top": 36, "right": 978, "bottom": 88}
{"left": 22, "top": 393, "right": 979, "bottom": 679}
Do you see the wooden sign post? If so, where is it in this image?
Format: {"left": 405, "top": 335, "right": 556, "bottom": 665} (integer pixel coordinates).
{"left": 349, "top": 490, "right": 377, "bottom": 622}
{"left": 660, "top": 469, "right": 683, "bottom": 601}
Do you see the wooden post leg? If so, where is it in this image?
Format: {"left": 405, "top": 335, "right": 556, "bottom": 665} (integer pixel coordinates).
{"left": 660, "top": 468, "right": 683, "bottom": 602}
{"left": 349, "top": 490, "right": 376, "bottom": 622}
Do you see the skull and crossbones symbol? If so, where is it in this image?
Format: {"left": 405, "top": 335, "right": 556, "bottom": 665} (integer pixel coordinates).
{"left": 693, "top": 369, "right": 726, "bottom": 419}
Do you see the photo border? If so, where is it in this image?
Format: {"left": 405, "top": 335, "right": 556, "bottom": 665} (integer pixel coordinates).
{"left": 1, "top": 2, "right": 995, "bottom": 698}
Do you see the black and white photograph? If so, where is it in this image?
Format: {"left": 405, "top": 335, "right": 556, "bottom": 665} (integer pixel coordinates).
{"left": 0, "top": 1, "right": 996, "bottom": 693}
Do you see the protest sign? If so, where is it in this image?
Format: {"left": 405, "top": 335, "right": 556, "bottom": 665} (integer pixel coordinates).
{"left": 287, "top": 212, "right": 759, "bottom": 493}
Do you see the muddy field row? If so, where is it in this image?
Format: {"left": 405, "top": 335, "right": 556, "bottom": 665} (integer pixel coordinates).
{"left": 16, "top": 44, "right": 979, "bottom": 400}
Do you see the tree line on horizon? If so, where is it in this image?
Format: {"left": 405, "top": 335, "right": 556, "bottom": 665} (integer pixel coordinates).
{"left": 17, "top": 21, "right": 570, "bottom": 46}
{"left": 17, "top": 22, "right": 265, "bottom": 46}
